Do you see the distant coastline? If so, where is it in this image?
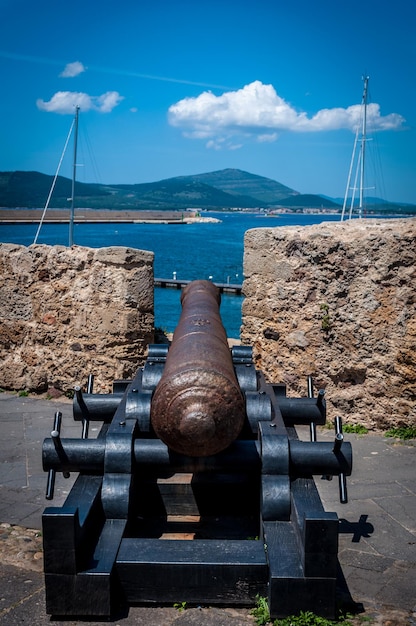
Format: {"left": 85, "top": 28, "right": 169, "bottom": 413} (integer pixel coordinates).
{"left": 2, "top": 170, "right": 414, "bottom": 216}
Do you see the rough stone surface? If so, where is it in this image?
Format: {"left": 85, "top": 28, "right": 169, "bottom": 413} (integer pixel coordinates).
{"left": 0, "top": 523, "right": 43, "bottom": 572}
{"left": 0, "top": 243, "right": 154, "bottom": 393}
{"left": 242, "top": 218, "right": 416, "bottom": 430}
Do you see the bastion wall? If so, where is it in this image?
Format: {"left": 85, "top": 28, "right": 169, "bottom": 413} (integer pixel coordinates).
{"left": 241, "top": 218, "right": 416, "bottom": 430}
{"left": 0, "top": 218, "right": 415, "bottom": 430}
{"left": 0, "top": 244, "right": 154, "bottom": 394}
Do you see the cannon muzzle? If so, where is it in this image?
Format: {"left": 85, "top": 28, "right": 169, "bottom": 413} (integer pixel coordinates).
{"left": 150, "top": 280, "right": 245, "bottom": 456}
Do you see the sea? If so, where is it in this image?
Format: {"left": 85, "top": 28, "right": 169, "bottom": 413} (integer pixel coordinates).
{"left": 0, "top": 211, "right": 397, "bottom": 337}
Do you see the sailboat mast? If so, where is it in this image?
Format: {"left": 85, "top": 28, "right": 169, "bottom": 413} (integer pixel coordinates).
{"left": 69, "top": 105, "right": 80, "bottom": 247}
{"left": 341, "top": 75, "right": 369, "bottom": 221}
{"left": 358, "top": 76, "right": 369, "bottom": 217}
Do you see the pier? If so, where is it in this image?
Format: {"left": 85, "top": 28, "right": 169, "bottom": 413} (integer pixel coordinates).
{"left": 154, "top": 278, "right": 243, "bottom": 295}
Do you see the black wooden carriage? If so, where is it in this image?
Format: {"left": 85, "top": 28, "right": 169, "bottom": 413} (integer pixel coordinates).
{"left": 42, "top": 280, "right": 352, "bottom": 618}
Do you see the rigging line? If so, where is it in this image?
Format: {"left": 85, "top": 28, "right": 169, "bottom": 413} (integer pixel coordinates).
{"left": 349, "top": 150, "right": 362, "bottom": 220}
{"left": 341, "top": 123, "right": 360, "bottom": 221}
{"left": 81, "top": 122, "right": 102, "bottom": 184}
{"left": 366, "top": 96, "right": 387, "bottom": 203}
{"left": 33, "top": 118, "right": 75, "bottom": 244}
{"left": 367, "top": 93, "right": 380, "bottom": 191}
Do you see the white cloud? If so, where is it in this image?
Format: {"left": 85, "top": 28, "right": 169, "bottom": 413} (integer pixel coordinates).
{"left": 59, "top": 61, "right": 86, "bottom": 78}
{"left": 95, "top": 91, "right": 123, "bottom": 113}
{"left": 168, "top": 81, "right": 405, "bottom": 149}
{"left": 36, "top": 91, "right": 124, "bottom": 114}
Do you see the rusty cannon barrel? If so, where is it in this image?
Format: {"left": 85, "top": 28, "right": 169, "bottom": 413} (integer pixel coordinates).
{"left": 150, "top": 280, "right": 246, "bottom": 457}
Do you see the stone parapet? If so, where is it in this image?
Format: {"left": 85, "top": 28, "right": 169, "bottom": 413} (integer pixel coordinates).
{"left": 242, "top": 218, "right": 416, "bottom": 430}
{"left": 0, "top": 244, "right": 154, "bottom": 393}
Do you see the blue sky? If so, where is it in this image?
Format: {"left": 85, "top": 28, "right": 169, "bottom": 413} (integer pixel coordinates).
{"left": 1, "top": 0, "right": 415, "bottom": 203}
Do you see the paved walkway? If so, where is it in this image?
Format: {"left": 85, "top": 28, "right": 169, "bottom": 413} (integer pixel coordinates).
{"left": 0, "top": 392, "right": 415, "bottom": 624}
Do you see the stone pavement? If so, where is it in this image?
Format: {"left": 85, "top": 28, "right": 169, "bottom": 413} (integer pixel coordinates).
{"left": 0, "top": 392, "right": 415, "bottom": 625}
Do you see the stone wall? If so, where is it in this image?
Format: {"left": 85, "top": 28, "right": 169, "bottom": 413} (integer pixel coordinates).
{"left": 242, "top": 218, "right": 416, "bottom": 430}
{"left": 0, "top": 244, "right": 154, "bottom": 394}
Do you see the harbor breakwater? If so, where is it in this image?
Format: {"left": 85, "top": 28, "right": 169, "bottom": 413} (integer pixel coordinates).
{"left": 0, "top": 217, "right": 415, "bottom": 429}
{"left": 0, "top": 208, "right": 220, "bottom": 224}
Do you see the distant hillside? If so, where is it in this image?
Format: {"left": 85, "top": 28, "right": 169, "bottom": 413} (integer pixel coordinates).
{"left": 177, "top": 168, "right": 299, "bottom": 204}
{"left": 111, "top": 176, "right": 261, "bottom": 209}
{"left": 0, "top": 171, "right": 110, "bottom": 208}
{"left": 0, "top": 169, "right": 277, "bottom": 209}
{"left": 1, "top": 169, "right": 415, "bottom": 213}
{"left": 275, "top": 194, "right": 341, "bottom": 209}
{"left": 329, "top": 196, "right": 416, "bottom": 215}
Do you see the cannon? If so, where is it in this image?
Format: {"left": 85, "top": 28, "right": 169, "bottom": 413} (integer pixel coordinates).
{"left": 42, "top": 279, "right": 352, "bottom": 619}
{"left": 151, "top": 280, "right": 246, "bottom": 456}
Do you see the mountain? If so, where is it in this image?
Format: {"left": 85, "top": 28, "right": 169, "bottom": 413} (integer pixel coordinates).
{"left": 274, "top": 194, "right": 340, "bottom": 210}
{"left": 111, "top": 175, "right": 261, "bottom": 209}
{"left": 175, "top": 168, "right": 299, "bottom": 204}
{"left": 1, "top": 169, "right": 415, "bottom": 213}
{"left": 0, "top": 171, "right": 110, "bottom": 208}
{"left": 324, "top": 195, "right": 416, "bottom": 214}
{"left": 0, "top": 169, "right": 275, "bottom": 210}
{"left": 0, "top": 169, "right": 296, "bottom": 210}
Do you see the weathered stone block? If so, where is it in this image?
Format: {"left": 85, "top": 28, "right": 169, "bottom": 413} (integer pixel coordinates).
{"left": 242, "top": 218, "right": 416, "bottom": 430}
{"left": 0, "top": 244, "right": 154, "bottom": 393}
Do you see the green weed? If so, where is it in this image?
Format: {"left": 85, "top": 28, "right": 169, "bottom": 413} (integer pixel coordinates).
{"left": 251, "top": 599, "right": 370, "bottom": 626}
{"left": 385, "top": 425, "right": 416, "bottom": 440}
{"left": 343, "top": 424, "right": 368, "bottom": 435}
{"left": 18, "top": 390, "right": 29, "bottom": 397}
{"left": 319, "top": 303, "right": 333, "bottom": 332}
{"left": 173, "top": 601, "right": 187, "bottom": 612}
{"left": 321, "top": 315, "right": 332, "bottom": 331}
{"left": 273, "top": 610, "right": 352, "bottom": 625}
{"left": 251, "top": 595, "right": 271, "bottom": 625}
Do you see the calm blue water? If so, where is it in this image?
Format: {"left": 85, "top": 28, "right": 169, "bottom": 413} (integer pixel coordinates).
{"left": 0, "top": 211, "right": 382, "bottom": 337}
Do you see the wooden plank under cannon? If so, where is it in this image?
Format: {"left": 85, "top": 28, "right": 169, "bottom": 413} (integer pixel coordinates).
{"left": 116, "top": 538, "right": 268, "bottom": 605}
